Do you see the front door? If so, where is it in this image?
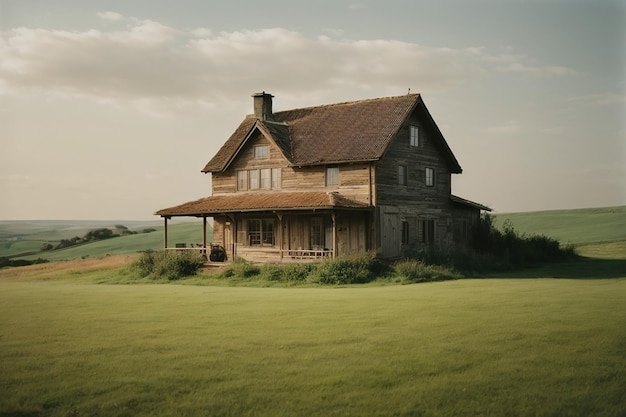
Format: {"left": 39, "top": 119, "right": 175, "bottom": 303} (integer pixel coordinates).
{"left": 382, "top": 213, "right": 400, "bottom": 258}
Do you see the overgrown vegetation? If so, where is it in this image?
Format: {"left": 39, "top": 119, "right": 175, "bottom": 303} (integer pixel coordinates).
{"left": 132, "top": 250, "right": 206, "bottom": 281}
{"left": 211, "top": 255, "right": 457, "bottom": 285}
{"left": 127, "top": 215, "right": 578, "bottom": 284}
{"left": 403, "top": 213, "right": 578, "bottom": 274}
{"left": 474, "top": 213, "right": 577, "bottom": 266}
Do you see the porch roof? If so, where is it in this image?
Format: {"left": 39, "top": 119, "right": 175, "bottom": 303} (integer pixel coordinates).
{"left": 156, "top": 191, "right": 371, "bottom": 217}
{"left": 450, "top": 194, "right": 492, "bottom": 212}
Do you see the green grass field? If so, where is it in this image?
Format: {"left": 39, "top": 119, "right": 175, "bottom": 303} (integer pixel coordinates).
{"left": 1, "top": 207, "right": 625, "bottom": 416}
{"left": 1, "top": 274, "right": 624, "bottom": 417}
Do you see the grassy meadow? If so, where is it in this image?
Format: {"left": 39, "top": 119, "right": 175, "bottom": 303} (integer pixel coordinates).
{"left": 0, "top": 219, "right": 206, "bottom": 261}
{"left": 1, "top": 206, "right": 625, "bottom": 416}
{"left": 1, "top": 273, "right": 624, "bottom": 417}
{"left": 493, "top": 205, "right": 626, "bottom": 245}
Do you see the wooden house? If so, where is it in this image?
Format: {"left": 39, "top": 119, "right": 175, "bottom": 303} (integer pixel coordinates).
{"left": 156, "top": 92, "right": 490, "bottom": 262}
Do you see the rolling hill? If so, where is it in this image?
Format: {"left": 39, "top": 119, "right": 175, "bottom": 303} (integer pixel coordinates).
{"left": 0, "top": 219, "right": 211, "bottom": 261}
{"left": 492, "top": 206, "right": 626, "bottom": 245}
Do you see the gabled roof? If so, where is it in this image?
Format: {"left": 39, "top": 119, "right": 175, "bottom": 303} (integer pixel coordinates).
{"left": 155, "top": 192, "right": 370, "bottom": 217}
{"left": 202, "top": 94, "right": 462, "bottom": 173}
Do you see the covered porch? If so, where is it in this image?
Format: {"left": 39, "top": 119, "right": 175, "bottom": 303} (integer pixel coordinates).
{"left": 155, "top": 191, "right": 373, "bottom": 263}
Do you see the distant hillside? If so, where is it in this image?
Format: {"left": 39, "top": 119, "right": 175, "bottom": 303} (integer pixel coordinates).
{"left": 0, "top": 220, "right": 211, "bottom": 261}
{"left": 493, "top": 206, "right": 626, "bottom": 245}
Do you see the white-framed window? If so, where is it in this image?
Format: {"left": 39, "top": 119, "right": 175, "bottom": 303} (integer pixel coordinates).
{"left": 249, "top": 169, "right": 260, "bottom": 190}
{"left": 237, "top": 170, "right": 248, "bottom": 191}
{"left": 425, "top": 167, "right": 435, "bottom": 187}
{"left": 398, "top": 165, "right": 407, "bottom": 186}
{"left": 326, "top": 166, "right": 339, "bottom": 186}
{"left": 254, "top": 145, "right": 269, "bottom": 159}
{"left": 410, "top": 125, "right": 419, "bottom": 147}
{"left": 237, "top": 168, "right": 281, "bottom": 191}
{"left": 271, "top": 168, "right": 281, "bottom": 189}
{"left": 260, "top": 168, "right": 272, "bottom": 189}
{"left": 248, "top": 219, "right": 275, "bottom": 246}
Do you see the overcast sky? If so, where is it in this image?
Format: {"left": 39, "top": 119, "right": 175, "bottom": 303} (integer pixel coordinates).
{"left": 1, "top": 0, "right": 624, "bottom": 220}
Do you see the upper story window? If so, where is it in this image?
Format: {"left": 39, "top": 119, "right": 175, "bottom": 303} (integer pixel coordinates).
{"left": 398, "top": 165, "right": 407, "bottom": 186}
{"left": 237, "top": 168, "right": 281, "bottom": 191}
{"left": 326, "top": 166, "right": 339, "bottom": 187}
{"left": 237, "top": 170, "right": 248, "bottom": 190}
{"left": 254, "top": 145, "right": 269, "bottom": 159}
{"left": 425, "top": 167, "right": 435, "bottom": 187}
{"left": 249, "top": 169, "right": 260, "bottom": 189}
{"left": 410, "top": 125, "right": 419, "bottom": 147}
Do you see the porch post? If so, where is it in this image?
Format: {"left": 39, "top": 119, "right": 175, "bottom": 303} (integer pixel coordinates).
{"left": 202, "top": 216, "right": 207, "bottom": 256}
{"left": 331, "top": 212, "right": 337, "bottom": 258}
{"left": 277, "top": 213, "right": 283, "bottom": 261}
{"left": 163, "top": 217, "right": 169, "bottom": 249}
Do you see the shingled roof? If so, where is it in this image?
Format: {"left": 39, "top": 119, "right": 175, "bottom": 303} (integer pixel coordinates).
{"left": 155, "top": 191, "right": 370, "bottom": 217}
{"left": 202, "top": 94, "right": 462, "bottom": 173}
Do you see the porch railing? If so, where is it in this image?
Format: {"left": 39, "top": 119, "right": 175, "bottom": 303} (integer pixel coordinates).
{"left": 165, "top": 243, "right": 335, "bottom": 262}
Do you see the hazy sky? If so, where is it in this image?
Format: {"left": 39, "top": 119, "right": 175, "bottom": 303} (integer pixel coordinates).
{"left": 1, "top": 0, "right": 624, "bottom": 220}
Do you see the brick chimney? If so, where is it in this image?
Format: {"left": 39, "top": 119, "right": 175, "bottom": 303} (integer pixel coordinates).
{"left": 252, "top": 92, "right": 274, "bottom": 120}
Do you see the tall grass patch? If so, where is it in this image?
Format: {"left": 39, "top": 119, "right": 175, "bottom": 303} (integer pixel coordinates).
{"left": 394, "top": 259, "right": 461, "bottom": 283}
{"left": 132, "top": 250, "right": 205, "bottom": 280}
{"left": 214, "top": 255, "right": 389, "bottom": 285}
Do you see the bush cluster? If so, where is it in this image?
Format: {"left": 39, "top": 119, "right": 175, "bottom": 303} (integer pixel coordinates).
{"left": 400, "top": 214, "right": 577, "bottom": 274}
{"left": 213, "top": 255, "right": 458, "bottom": 285}
{"left": 473, "top": 214, "right": 577, "bottom": 268}
{"left": 394, "top": 259, "right": 461, "bottom": 283}
{"left": 216, "top": 255, "right": 389, "bottom": 285}
{"left": 133, "top": 250, "right": 205, "bottom": 280}
{"left": 0, "top": 257, "right": 49, "bottom": 268}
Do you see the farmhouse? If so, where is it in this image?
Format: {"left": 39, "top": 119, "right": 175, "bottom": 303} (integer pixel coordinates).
{"left": 156, "top": 92, "right": 490, "bottom": 262}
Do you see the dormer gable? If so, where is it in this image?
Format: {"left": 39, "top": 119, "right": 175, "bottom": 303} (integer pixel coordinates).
{"left": 203, "top": 117, "right": 293, "bottom": 173}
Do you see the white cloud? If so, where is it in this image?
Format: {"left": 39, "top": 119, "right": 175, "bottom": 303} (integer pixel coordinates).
{"left": 0, "top": 16, "right": 578, "bottom": 115}
{"left": 568, "top": 93, "right": 626, "bottom": 106}
{"left": 485, "top": 120, "right": 524, "bottom": 135}
{"left": 487, "top": 53, "right": 577, "bottom": 77}
{"left": 98, "top": 11, "right": 123, "bottom": 22}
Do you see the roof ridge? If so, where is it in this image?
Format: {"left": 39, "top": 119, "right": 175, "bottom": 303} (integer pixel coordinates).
{"left": 274, "top": 93, "right": 420, "bottom": 115}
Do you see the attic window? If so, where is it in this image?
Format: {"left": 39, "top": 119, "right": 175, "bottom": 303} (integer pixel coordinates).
{"left": 410, "top": 125, "right": 419, "bottom": 147}
{"left": 254, "top": 145, "right": 269, "bottom": 159}
{"left": 326, "top": 166, "right": 339, "bottom": 186}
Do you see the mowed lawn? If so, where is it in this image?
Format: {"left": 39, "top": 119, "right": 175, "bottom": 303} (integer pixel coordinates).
{"left": 1, "top": 271, "right": 625, "bottom": 416}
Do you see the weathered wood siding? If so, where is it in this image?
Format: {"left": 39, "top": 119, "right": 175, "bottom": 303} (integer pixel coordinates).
{"left": 211, "top": 130, "right": 372, "bottom": 204}
{"left": 374, "top": 109, "right": 456, "bottom": 251}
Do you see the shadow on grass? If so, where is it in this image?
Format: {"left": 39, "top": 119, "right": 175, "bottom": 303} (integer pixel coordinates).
{"left": 484, "top": 257, "right": 626, "bottom": 280}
